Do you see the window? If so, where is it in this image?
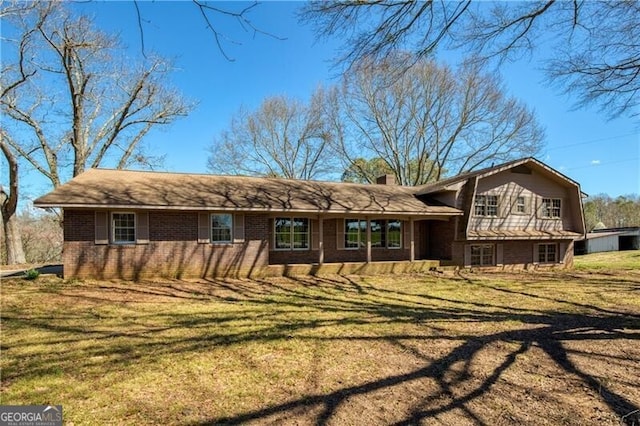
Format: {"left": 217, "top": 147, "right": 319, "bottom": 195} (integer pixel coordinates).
{"left": 292, "top": 218, "right": 309, "bottom": 249}
{"left": 470, "top": 244, "right": 494, "bottom": 266}
{"left": 387, "top": 220, "right": 402, "bottom": 249}
{"left": 112, "top": 212, "right": 135, "bottom": 244}
{"left": 345, "top": 219, "right": 367, "bottom": 249}
{"left": 343, "top": 219, "right": 402, "bottom": 249}
{"left": 541, "top": 198, "right": 561, "bottom": 218}
{"left": 515, "top": 196, "right": 526, "bottom": 214}
{"left": 211, "top": 213, "right": 232, "bottom": 243}
{"left": 537, "top": 243, "right": 558, "bottom": 263}
{"left": 274, "top": 217, "right": 309, "bottom": 250}
{"left": 370, "top": 220, "right": 386, "bottom": 248}
{"left": 475, "top": 195, "right": 498, "bottom": 216}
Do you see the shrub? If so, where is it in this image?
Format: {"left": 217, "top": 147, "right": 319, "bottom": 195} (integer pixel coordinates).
{"left": 24, "top": 269, "right": 40, "bottom": 280}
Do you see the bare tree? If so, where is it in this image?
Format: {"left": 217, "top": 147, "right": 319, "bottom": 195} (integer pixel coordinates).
{"left": 325, "top": 55, "right": 544, "bottom": 186}
{"left": 1, "top": 136, "right": 26, "bottom": 264}
{"left": 0, "top": 1, "right": 52, "bottom": 265}
{"left": 207, "top": 90, "right": 335, "bottom": 180}
{"left": 1, "top": 2, "right": 191, "bottom": 189}
{"left": 18, "top": 209, "right": 63, "bottom": 264}
{"left": 341, "top": 157, "right": 443, "bottom": 185}
{"left": 131, "top": 0, "right": 284, "bottom": 61}
{"left": 302, "top": 1, "right": 640, "bottom": 119}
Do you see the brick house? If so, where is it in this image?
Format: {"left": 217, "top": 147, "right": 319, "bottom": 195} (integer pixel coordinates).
{"left": 34, "top": 157, "right": 585, "bottom": 279}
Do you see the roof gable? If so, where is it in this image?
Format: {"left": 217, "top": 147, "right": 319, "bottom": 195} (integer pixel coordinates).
{"left": 414, "top": 157, "right": 581, "bottom": 196}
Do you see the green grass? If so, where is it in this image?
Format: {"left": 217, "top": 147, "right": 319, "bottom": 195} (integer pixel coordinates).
{"left": 574, "top": 250, "right": 640, "bottom": 270}
{"left": 1, "top": 259, "right": 639, "bottom": 425}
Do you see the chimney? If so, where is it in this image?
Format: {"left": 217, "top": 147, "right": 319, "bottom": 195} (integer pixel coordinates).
{"left": 376, "top": 174, "right": 396, "bottom": 185}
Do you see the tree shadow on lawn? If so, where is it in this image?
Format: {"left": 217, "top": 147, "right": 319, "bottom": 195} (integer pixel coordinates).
{"left": 3, "top": 272, "right": 640, "bottom": 424}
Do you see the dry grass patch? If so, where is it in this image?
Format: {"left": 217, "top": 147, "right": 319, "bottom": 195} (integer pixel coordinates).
{"left": 1, "top": 266, "right": 639, "bottom": 425}
{"left": 574, "top": 250, "right": 640, "bottom": 271}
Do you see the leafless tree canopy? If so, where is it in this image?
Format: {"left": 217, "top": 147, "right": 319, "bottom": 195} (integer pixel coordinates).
{"left": 207, "top": 91, "right": 334, "bottom": 180}
{"left": 133, "top": 0, "right": 285, "bottom": 61}
{"left": 1, "top": 1, "right": 191, "bottom": 188}
{"left": 325, "top": 54, "right": 544, "bottom": 186}
{"left": 303, "top": 1, "right": 640, "bottom": 119}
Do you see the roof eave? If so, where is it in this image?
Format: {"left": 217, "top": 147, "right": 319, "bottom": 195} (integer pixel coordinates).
{"left": 34, "top": 202, "right": 463, "bottom": 217}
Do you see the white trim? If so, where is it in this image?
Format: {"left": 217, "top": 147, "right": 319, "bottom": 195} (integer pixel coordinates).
{"left": 469, "top": 243, "right": 495, "bottom": 266}
{"left": 536, "top": 242, "right": 559, "bottom": 264}
{"left": 111, "top": 211, "right": 136, "bottom": 245}
{"left": 211, "top": 213, "right": 234, "bottom": 244}
{"left": 272, "top": 217, "right": 311, "bottom": 251}
{"left": 540, "top": 197, "right": 562, "bottom": 220}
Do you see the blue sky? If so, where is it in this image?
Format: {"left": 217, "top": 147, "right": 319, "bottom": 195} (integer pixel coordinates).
{"left": 8, "top": 1, "right": 640, "bottom": 202}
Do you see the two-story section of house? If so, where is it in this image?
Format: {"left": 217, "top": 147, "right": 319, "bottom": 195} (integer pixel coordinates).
{"left": 415, "top": 158, "right": 586, "bottom": 269}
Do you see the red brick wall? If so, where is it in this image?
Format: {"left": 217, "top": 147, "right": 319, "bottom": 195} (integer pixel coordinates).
{"left": 63, "top": 210, "right": 269, "bottom": 279}
{"left": 62, "top": 210, "right": 573, "bottom": 279}
{"left": 450, "top": 239, "right": 574, "bottom": 269}
{"left": 429, "top": 220, "right": 455, "bottom": 260}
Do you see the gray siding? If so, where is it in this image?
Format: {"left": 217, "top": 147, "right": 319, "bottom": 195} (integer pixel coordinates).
{"left": 467, "top": 168, "right": 582, "bottom": 234}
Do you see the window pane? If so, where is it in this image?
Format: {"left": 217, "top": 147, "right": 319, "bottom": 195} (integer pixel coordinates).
{"left": 542, "top": 198, "right": 551, "bottom": 217}
{"left": 370, "top": 219, "right": 385, "bottom": 248}
{"left": 274, "top": 218, "right": 292, "bottom": 249}
{"left": 552, "top": 199, "right": 561, "bottom": 218}
{"left": 292, "top": 218, "right": 309, "bottom": 249}
{"left": 481, "top": 245, "right": 493, "bottom": 265}
{"left": 387, "top": 220, "right": 402, "bottom": 248}
{"left": 474, "top": 195, "right": 485, "bottom": 216}
{"left": 345, "top": 219, "right": 360, "bottom": 248}
{"left": 112, "top": 213, "right": 135, "bottom": 243}
{"left": 211, "top": 213, "right": 233, "bottom": 243}
{"left": 516, "top": 196, "right": 526, "bottom": 213}
{"left": 487, "top": 196, "right": 498, "bottom": 216}
{"left": 359, "top": 220, "right": 368, "bottom": 246}
{"left": 471, "top": 245, "right": 481, "bottom": 265}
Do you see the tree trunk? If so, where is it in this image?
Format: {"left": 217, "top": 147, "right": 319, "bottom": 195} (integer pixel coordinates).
{"left": 1, "top": 210, "right": 26, "bottom": 265}
{"left": 1, "top": 138, "right": 26, "bottom": 264}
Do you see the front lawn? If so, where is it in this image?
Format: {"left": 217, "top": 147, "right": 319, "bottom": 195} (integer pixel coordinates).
{"left": 1, "top": 264, "right": 639, "bottom": 424}
{"left": 574, "top": 249, "right": 640, "bottom": 271}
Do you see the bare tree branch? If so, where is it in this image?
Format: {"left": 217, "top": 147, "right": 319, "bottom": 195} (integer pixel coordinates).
{"left": 326, "top": 54, "right": 545, "bottom": 185}
{"left": 1, "top": 2, "right": 191, "bottom": 190}
{"left": 207, "top": 91, "right": 335, "bottom": 180}
{"left": 302, "top": 1, "right": 640, "bottom": 119}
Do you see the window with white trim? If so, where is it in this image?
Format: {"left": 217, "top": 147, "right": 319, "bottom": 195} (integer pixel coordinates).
{"left": 274, "top": 217, "right": 309, "bottom": 250}
{"left": 541, "top": 198, "right": 561, "bottom": 218}
{"left": 211, "top": 213, "right": 233, "bottom": 243}
{"left": 515, "top": 196, "right": 526, "bottom": 214}
{"left": 470, "top": 244, "right": 494, "bottom": 266}
{"left": 537, "top": 243, "right": 558, "bottom": 263}
{"left": 475, "top": 195, "right": 498, "bottom": 216}
{"left": 111, "top": 212, "right": 136, "bottom": 244}
{"left": 343, "top": 219, "right": 402, "bottom": 249}
{"left": 345, "top": 218, "right": 367, "bottom": 249}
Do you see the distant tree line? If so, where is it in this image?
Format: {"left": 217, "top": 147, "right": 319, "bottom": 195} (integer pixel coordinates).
{"left": 0, "top": 210, "right": 61, "bottom": 265}
{"left": 583, "top": 194, "right": 640, "bottom": 231}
